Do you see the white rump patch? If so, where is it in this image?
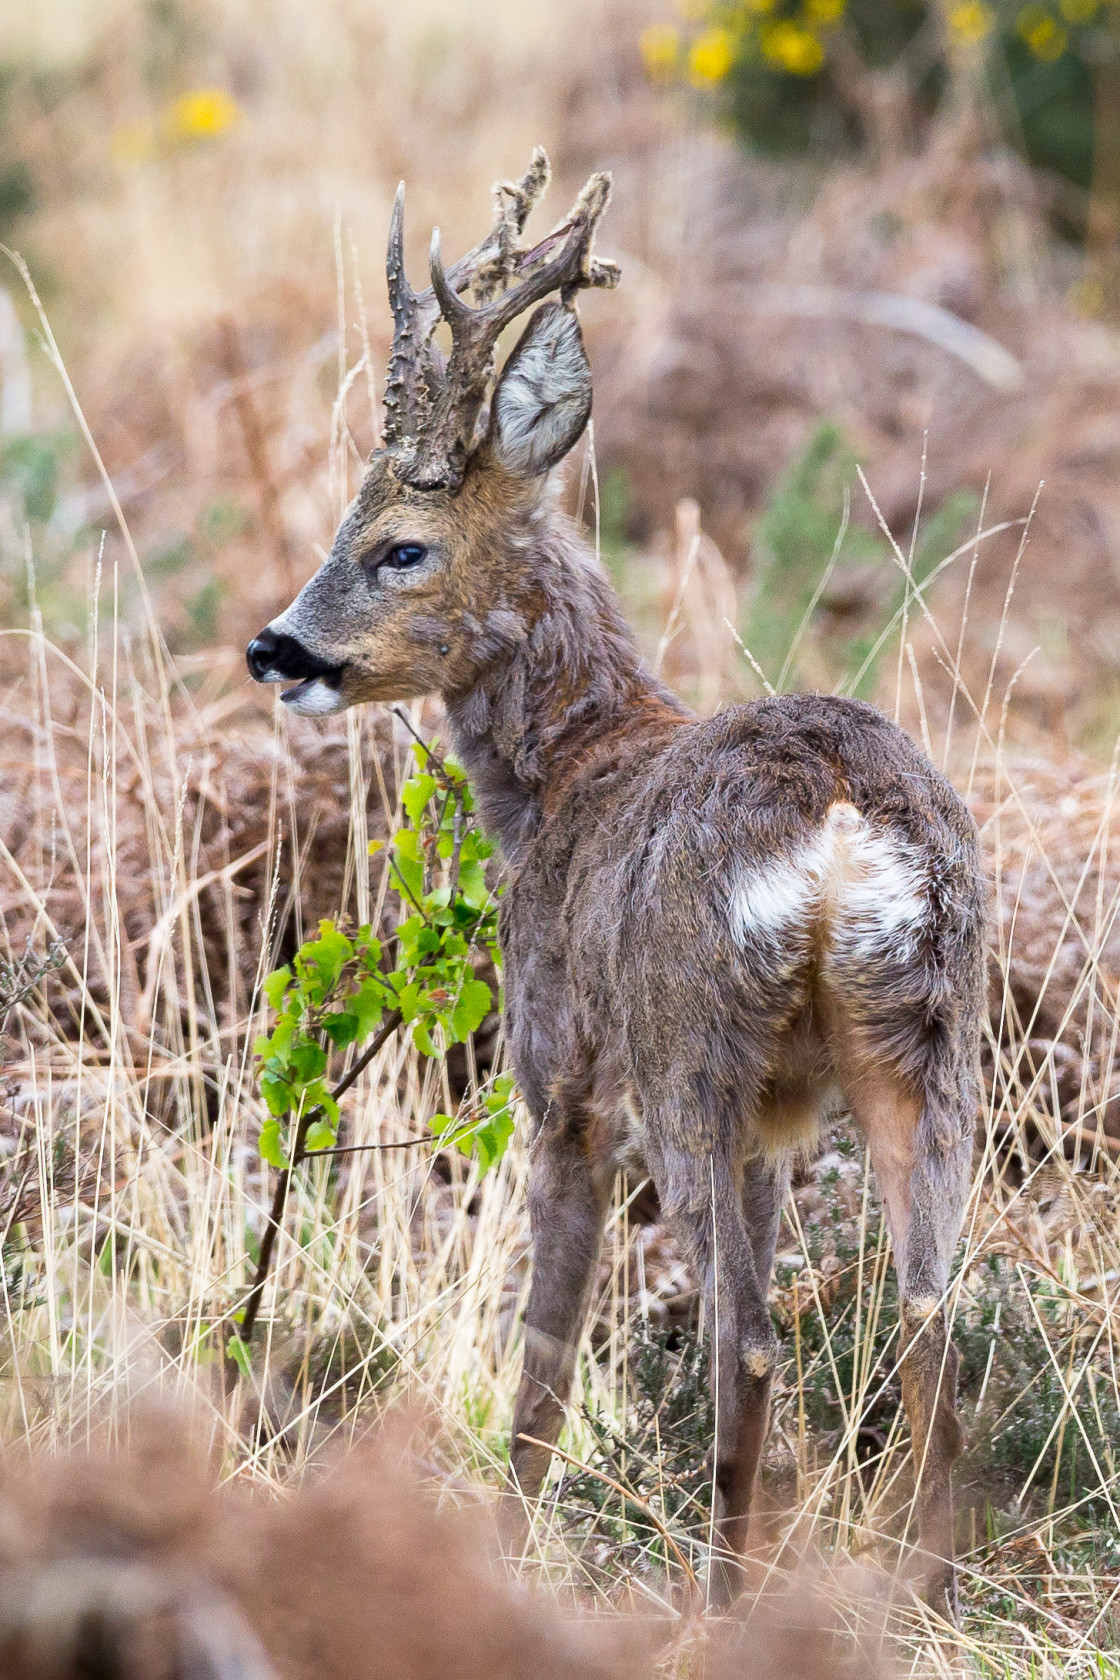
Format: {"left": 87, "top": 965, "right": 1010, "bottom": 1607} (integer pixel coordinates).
{"left": 728, "top": 801, "right": 928, "bottom": 965}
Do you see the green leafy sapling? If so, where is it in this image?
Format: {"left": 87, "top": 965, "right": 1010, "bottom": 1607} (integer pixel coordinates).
{"left": 235, "top": 738, "right": 510, "bottom": 1364}
{"left": 253, "top": 738, "right": 504, "bottom": 1172}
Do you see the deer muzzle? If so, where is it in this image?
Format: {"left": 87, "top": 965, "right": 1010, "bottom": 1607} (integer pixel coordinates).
{"left": 245, "top": 625, "right": 346, "bottom": 715}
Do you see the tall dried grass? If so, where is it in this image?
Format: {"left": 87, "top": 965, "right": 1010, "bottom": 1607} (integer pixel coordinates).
{"left": 1, "top": 269, "right": 1118, "bottom": 1679}
{"left": 0, "top": 3, "right": 1118, "bottom": 1669}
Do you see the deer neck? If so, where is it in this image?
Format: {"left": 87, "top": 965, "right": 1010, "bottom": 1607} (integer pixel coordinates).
{"left": 443, "top": 521, "right": 686, "bottom": 855}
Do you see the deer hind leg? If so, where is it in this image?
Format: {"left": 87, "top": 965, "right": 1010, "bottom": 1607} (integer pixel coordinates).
{"left": 654, "top": 1127, "right": 789, "bottom": 1608}
{"left": 502, "top": 1117, "right": 612, "bottom": 1557}
{"left": 836, "top": 1051, "right": 972, "bottom": 1622}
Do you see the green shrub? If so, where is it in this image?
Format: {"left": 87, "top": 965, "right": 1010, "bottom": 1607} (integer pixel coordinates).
{"left": 557, "top": 1320, "right": 715, "bottom": 1581}
{"left": 743, "top": 419, "right": 975, "bottom": 697}
{"left": 0, "top": 67, "right": 35, "bottom": 242}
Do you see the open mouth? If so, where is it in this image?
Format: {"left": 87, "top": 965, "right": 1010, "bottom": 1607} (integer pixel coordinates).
{"left": 280, "top": 666, "right": 346, "bottom": 715}
{"left": 245, "top": 630, "right": 347, "bottom": 712}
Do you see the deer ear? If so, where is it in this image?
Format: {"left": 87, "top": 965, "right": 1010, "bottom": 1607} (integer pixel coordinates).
{"left": 489, "top": 301, "right": 592, "bottom": 477}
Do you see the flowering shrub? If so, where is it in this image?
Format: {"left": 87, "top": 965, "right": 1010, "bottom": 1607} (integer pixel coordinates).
{"left": 640, "top": 0, "right": 1112, "bottom": 197}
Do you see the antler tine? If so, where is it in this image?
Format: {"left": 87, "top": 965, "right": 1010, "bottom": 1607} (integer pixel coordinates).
{"left": 428, "top": 226, "right": 474, "bottom": 324}
{"left": 383, "top": 156, "right": 617, "bottom": 488}
{"left": 475, "top": 147, "right": 552, "bottom": 303}
{"left": 497, "top": 146, "right": 551, "bottom": 239}
{"left": 383, "top": 172, "right": 518, "bottom": 446}
{"left": 430, "top": 171, "right": 614, "bottom": 358}
{"left": 558, "top": 170, "right": 621, "bottom": 291}
{"left": 383, "top": 183, "right": 421, "bottom": 446}
{"left": 406, "top": 168, "right": 615, "bottom": 489}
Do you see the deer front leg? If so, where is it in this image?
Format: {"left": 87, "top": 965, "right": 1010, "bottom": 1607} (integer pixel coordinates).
{"left": 502, "top": 1127, "right": 611, "bottom": 1558}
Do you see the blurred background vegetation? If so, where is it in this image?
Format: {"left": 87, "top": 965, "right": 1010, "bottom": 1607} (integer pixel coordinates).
{"left": 2, "top": 0, "right": 1120, "bottom": 746}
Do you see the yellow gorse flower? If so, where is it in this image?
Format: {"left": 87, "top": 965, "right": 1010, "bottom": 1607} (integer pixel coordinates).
{"left": 688, "top": 27, "right": 737, "bottom": 83}
{"left": 640, "top": 22, "right": 682, "bottom": 81}
{"left": 947, "top": 0, "right": 993, "bottom": 43}
{"left": 112, "top": 85, "right": 241, "bottom": 165}
{"left": 760, "top": 18, "right": 825, "bottom": 74}
{"left": 1015, "top": 5, "right": 1068, "bottom": 57}
{"left": 1058, "top": 0, "right": 1096, "bottom": 21}
{"left": 167, "top": 88, "right": 241, "bottom": 141}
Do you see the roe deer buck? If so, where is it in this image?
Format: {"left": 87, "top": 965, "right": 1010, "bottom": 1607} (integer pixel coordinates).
{"left": 246, "top": 151, "right": 987, "bottom": 1619}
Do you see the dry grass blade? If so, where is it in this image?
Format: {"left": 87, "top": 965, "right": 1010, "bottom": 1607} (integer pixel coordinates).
{"left": 1, "top": 124, "right": 1119, "bottom": 1679}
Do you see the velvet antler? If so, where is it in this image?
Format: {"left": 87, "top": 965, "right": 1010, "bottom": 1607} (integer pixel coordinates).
{"left": 382, "top": 149, "right": 619, "bottom": 491}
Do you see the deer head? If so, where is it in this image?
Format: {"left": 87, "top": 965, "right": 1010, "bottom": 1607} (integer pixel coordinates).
{"left": 246, "top": 150, "right": 619, "bottom": 716}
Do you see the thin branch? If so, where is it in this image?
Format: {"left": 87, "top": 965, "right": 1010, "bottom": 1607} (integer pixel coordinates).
{"left": 231, "top": 1007, "right": 403, "bottom": 1356}
{"left": 304, "top": 1133, "right": 428, "bottom": 1157}
{"left": 391, "top": 704, "right": 448, "bottom": 775}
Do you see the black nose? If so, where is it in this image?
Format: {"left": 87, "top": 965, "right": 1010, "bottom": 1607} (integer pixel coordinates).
{"left": 246, "top": 627, "right": 340, "bottom": 684}
{"left": 246, "top": 626, "right": 281, "bottom": 681}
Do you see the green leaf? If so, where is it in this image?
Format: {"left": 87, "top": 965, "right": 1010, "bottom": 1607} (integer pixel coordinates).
{"left": 263, "top": 965, "right": 292, "bottom": 1009}
{"left": 428, "top": 1110, "right": 478, "bottom": 1156}
{"left": 476, "top": 1103, "right": 515, "bottom": 1172}
{"left": 391, "top": 829, "right": 425, "bottom": 903}
{"left": 402, "top": 772, "right": 437, "bottom": 828}
{"left": 455, "top": 859, "right": 491, "bottom": 910}
{"left": 297, "top": 920, "right": 354, "bottom": 998}
{"left": 290, "top": 1040, "right": 328, "bottom": 1082}
{"left": 227, "top": 1333, "right": 253, "bottom": 1379}
{"left": 397, "top": 980, "right": 422, "bottom": 1024}
{"left": 304, "top": 1118, "right": 336, "bottom": 1152}
{"left": 350, "top": 976, "right": 387, "bottom": 1038}
{"left": 322, "top": 1010, "right": 359, "bottom": 1046}
{"left": 259, "top": 1119, "right": 289, "bottom": 1168}
{"left": 260, "top": 1070, "right": 293, "bottom": 1117}
{"left": 451, "top": 977, "right": 492, "bottom": 1040}
{"left": 487, "top": 1072, "right": 516, "bottom": 1109}
{"left": 414, "top": 925, "right": 442, "bottom": 958}
{"left": 267, "top": 1013, "right": 297, "bottom": 1063}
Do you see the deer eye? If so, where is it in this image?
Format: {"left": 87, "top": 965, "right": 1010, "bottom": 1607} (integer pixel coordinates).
{"left": 382, "top": 543, "right": 427, "bottom": 570}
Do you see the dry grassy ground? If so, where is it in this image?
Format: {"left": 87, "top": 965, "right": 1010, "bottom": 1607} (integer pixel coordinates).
{"left": 1, "top": 0, "right": 1120, "bottom": 1673}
